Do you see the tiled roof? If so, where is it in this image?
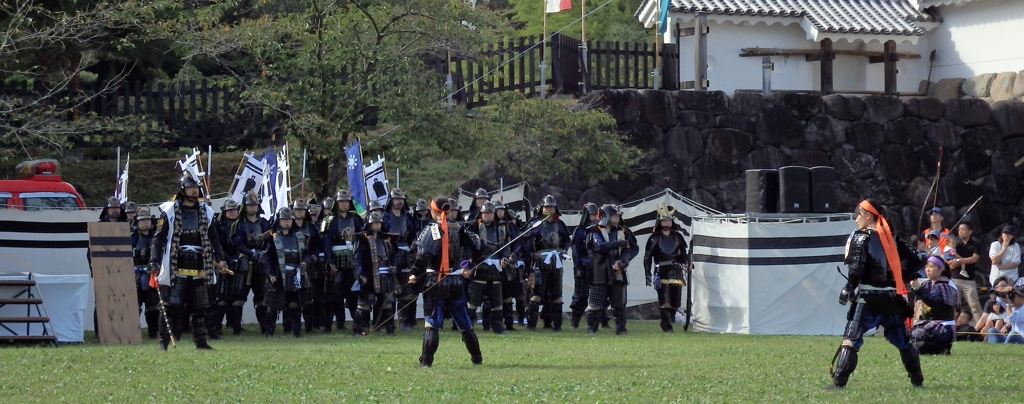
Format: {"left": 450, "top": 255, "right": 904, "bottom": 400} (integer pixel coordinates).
{"left": 669, "top": 0, "right": 931, "bottom": 36}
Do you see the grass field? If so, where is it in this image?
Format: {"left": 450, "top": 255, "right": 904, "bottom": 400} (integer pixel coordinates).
{"left": 1, "top": 321, "right": 1019, "bottom": 403}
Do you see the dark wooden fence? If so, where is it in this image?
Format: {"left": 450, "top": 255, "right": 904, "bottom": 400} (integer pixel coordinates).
{"left": 1, "top": 33, "right": 681, "bottom": 147}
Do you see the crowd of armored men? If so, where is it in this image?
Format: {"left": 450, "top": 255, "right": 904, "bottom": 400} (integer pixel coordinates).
{"left": 110, "top": 178, "right": 690, "bottom": 349}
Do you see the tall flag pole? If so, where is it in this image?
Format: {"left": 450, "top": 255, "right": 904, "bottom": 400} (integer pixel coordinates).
{"left": 581, "top": 0, "right": 586, "bottom": 42}
{"left": 655, "top": 0, "right": 670, "bottom": 90}
{"left": 115, "top": 154, "right": 129, "bottom": 203}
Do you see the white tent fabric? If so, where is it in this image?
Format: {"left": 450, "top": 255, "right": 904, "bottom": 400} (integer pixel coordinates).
{"left": 0, "top": 273, "right": 89, "bottom": 342}
{"left": 690, "top": 214, "right": 856, "bottom": 335}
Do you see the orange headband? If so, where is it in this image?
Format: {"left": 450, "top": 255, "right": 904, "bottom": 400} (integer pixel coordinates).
{"left": 858, "top": 200, "right": 906, "bottom": 295}
{"left": 430, "top": 199, "right": 449, "bottom": 279}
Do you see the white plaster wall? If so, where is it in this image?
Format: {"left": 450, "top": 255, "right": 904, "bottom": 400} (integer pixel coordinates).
{"left": 673, "top": 20, "right": 930, "bottom": 93}
{"left": 927, "top": 0, "right": 1024, "bottom": 79}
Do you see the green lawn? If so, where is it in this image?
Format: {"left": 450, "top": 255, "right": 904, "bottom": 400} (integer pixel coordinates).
{"left": 1, "top": 322, "right": 1019, "bottom": 403}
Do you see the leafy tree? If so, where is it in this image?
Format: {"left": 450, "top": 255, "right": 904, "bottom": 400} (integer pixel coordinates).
{"left": 0, "top": 0, "right": 173, "bottom": 160}
{"left": 506, "top": 0, "right": 652, "bottom": 43}
{"left": 159, "top": 0, "right": 509, "bottom": 196}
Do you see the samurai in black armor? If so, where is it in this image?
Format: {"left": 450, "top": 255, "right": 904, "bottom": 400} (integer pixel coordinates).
{"left": 828, "top": 199, "right": 926, "bottom": 389}
{"left": 322, "top": 189, "right": 364, "bottom": 332}
{"left": 150, "top": 175, "right": 228, "bottom": 350}
{"left": 569, "top": 203, "right": 599, "bottom": 329}
{"left": 494, "top": 201, "right": 526, "bottom": 331}
{"left": 291, "top": 198, "right": 324, "bottom": 334}
{"left": 520, "top": 195, "right": 571, "bottom": 331}
{"left": 410, "top": 197, "right": 482, "bottom": 367}
{"left": 207, "top": 199, "right": 239, "bottom": 340}
{"left": 229, "top": 193, "right": 271, "bottom": 336}
{"left": 383, "top": 189, "right": 418, "bottom": 331}
{"left": 585, "top": 204, "right": 638, "bottom": 335}
{"left": 261, "top": 207, "right": 312, "bottom": 338}
{"left": 643, "top": 207, "right": 689, "bottom": 333}
{"left": 466, "top": 201, "right": 512, "bottom": 334}
{"left": 354, "top": 212, "right": 399, "bottom": 335}
{"left": 132, "top": 207, "right": 160, "bottom": 338}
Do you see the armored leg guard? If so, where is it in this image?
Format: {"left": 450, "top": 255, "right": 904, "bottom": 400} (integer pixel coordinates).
{"left": 600, "top": 309, "right": 610, "bottom": 329}
{"left": 322, "top": 305, "right": 334, "bottom": 333}
{"left": 570, "top": 310, "right": 582, "bottom": 329}
{"left": 490, "top": 310, "right": 506, "bottom": 334}
{"left": 287, "top": 307, "right": 303, "bottom": 337}
{"left": 255, "top": 305, "right": 269, "bottom": 333}
{"left": 157, "top": 307, "right": 179, "bottom": 350}
{"left": 353, "top": 308, "right": 370, "bottom": 336}
{"left": 828, "top": 344, "right": 859, "bottom": 389}
{"left": 462, "top": 329, "right": 483, "bottom": 365}
{"left": 263, "top": 309, "right": 278, "bottom": 338}
{"left": 418, "top": 328, "right": 440, "bottom": 367}
{"left": 481, "top": 302, "right": 492, "bottom": 331}
{"left": 191, "top": 311, "right": 213, "bottom": 349}
{"left": 516, "top": 299, "right": 526, "bottom": 326}
{"left": 900, "top": 348, "right": 924, "bottom": 387}
{"left": 526, "top": 302, "right": 540, "bottom": 330}
{"left": 502, "top": 303, "right": 516, "bottom": 331}
{"left": 303, "top": 305, "right": 318, "bottom": 333}
{"left": 542, "top": 304, "right": 553, "bottom": 329}
{"left": 227, "top": 305, "right": 243, "bottom": 335}
{"left": 660, "top": 308, "right": 674, "bottom": 332}
{"left": 585, "top": 310, "right": 599, "bottom": 334}
{"left": 467, "top": 308, "right": 478, "bottom": 329}
{"left": 206, "top": 307, "right": 222, "bottom": 340}
{"left": 382, "top": 307, "right": 396, "bottom": 335}
{"left": 551, "top": 304, "right": 564, "bottom": 331}
{"left": 614, "top": 308, "right": 627, "bottom": 335}
{"left": 401, "top": 299, "right": 418, "bottom": 330}
{"left": 145, "top": 311, "right": 159, "bottom": 338}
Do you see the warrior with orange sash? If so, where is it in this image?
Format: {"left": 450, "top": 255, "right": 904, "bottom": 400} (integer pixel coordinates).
{"left": 829, "top": 199, "right": 927, "bottom": 389}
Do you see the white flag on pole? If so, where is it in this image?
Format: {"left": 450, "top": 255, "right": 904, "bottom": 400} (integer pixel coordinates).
{"left": 115, "top": 154, "right": 129, "bottom": 203}
{"left": 363, "top": 155, "right": 389, "bottom": 207}
{"left": 228, "top": 151, "right": 267, "bottom": 204}
{"left": 176, "top": 148, "right": 205, "bottom": 186}
{"left": 274, "top": 144, "right": 290, "bottom": 215}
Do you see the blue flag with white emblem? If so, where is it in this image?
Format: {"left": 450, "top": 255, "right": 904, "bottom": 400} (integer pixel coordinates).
{"left": 345, "top": 141, "right": 367, "bottom": 212}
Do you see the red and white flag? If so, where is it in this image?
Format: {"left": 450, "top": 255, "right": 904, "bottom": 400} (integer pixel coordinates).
{"left": 545, "top": 0, "right": 571, "bottom": 13}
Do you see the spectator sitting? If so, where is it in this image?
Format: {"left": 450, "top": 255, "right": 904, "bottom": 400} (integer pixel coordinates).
{"left": 976, "top": 277, "right": 1011, "bottom": 335}
{"left": 988, "top": 225, "right": 1021, "bottom": 287}
{"left": 910, "top": 256, "right": 958, "bottom": 355}
{"left": 954, "top": 312, "right": 982, "bottom": 342}
{"left": 986, "top": 277, "right": 1024, "bottom": 344}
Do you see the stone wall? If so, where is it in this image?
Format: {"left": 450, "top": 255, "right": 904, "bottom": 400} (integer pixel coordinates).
{"left": 558, "top": 89, "right": 1024, "bottom": 243}
{"left": 929, "top": 70, "right": 1024, "bottom": 102}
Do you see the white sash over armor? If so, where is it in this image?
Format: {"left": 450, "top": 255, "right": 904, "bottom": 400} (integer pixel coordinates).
{"left": 156, "top": 201, "right": 217, "bottom": 287}
{"left": 540, "top": 250, "right": 563, "bottom": 269}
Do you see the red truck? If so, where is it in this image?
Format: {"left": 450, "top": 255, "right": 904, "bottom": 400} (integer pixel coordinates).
{"left": 0, "top": 159, "right": 85, "bottom": 210}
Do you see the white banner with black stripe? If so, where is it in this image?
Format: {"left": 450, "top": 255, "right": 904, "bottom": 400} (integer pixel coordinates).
{"left": 689, "top": 215, "right": 855, "bottom": 335}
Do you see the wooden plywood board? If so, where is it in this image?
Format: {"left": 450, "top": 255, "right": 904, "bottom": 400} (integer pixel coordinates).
{"left": 88, "top": 222, "right": 142, "bottom": 345}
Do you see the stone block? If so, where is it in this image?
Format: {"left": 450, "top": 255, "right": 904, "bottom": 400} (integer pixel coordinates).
{"left": 1015, "top": 70, "right": 1024, "bottom": 100}
{"left": 883, "top": 117, "right": 926, "bottom": 146}
{"left": 739, "top": 146, "right": 787, "bottom": 171}
{"left": 991, "top": 72, "right": 1018, "bottom": 102}
{"left": 943, "top": 98, "right": 991, "bottom": 127}
{"left": 991, "top": 100, "right": 1024, "bottom": 137}
{"left": 879, "top": 144, "right": 919, "bottom": 182}
{"left": 677, "top": 110, "right": 716, "bottom": 129}
{"left": 804, "top": 114, "right": 848, "bottom": 151}
{"left": 604, "top": 89, "right": 640, "bottom": 125}
{"left": 902, "top": 97, "right": 944, "bottom": 121}
{"left": 730, "top": 92, "right": 766, "bottom": 116}
{"left": 638, "top": 89, "right": 677, "bottom": 129}
{"left": 847, "top": 121, "right": 885, "bottom": 154}
{"left": 830, "top": 148, "right": 877, "bottom": 182}
{"left": 863, "top": 95, "right": 904, "bottom": 125}
{"left": 706, "top": 128, "right": 754, "bottom": 161}
{"left": 926, "top": 122, "right": 962, "bottom": 151}
{"left": 929, "top": 78, "right": 965, "bottom": 100}
{"left": 962, "top": 126, "right": 1003, "bottom": 152}
{"left": 962, "top": 73, "right": 996, "bottom": 98}
{"left": 823, "top": 94, "right": 865, "bottom": 121}
{"left": 664, "top": 125, "right": 704, "bottom": 164}
{"left": 754, "top": 107, "right": 803, "bottom": 148}
{"left": 771, "top": 92, "right": 823, "bottom": 120}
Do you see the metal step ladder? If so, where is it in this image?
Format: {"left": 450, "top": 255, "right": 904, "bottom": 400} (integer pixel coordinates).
{"left": 0, "top": 274, "right": 57, "bottom": 345}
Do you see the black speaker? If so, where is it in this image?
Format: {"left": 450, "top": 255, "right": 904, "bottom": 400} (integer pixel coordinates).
{"left": 745, "top": 169, "right": 779, "bottom": 213}
{"left": 778, "top": 166, "right": 810, "bottom": 213}
{"left": 810, "top": 166, "right": 837, "bottom": 213}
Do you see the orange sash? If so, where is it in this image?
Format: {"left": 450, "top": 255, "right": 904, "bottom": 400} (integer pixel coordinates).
{"left": 859, "top": 200, "right": 906, "bottom": 295}
{"left": 431, "top": 200, "right": 449, "bottom": 282}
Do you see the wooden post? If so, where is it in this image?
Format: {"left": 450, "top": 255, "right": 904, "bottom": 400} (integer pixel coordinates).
{"left": 694, "top": 13, "right": 708, "bottom": 91}
{"left": 820, "top": 38, "right": 834, "bottom": 95}
{"left": 884, "top": 40, "right": 898, "bottom": 95}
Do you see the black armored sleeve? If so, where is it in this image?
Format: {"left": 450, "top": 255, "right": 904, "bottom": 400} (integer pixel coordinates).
{"left": 844, "top": 231, "right": 870, "bottom": 292}
{"left": 149, "top": 210, "right": 171, "bottom": 268}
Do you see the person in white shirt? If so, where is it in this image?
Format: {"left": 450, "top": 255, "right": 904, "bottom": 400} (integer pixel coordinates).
{"left": 989, "top": 225, "right": 1021, "bottom": 287}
